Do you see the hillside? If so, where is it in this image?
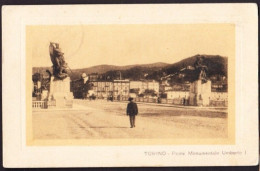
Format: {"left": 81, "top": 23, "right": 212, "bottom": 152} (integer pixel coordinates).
{"left": 164, "top": 54, "right": 227, "bottom": 76}
{"left": 101, "top": 54, "right": 227, "bottom": 82}
{"left": 32, "top": 55, "right": 227, "bottom": 82}
{"left": 33, "top": 62, "right": 170, "bottom": 80}
{"left": 160, "top": 54, "right": 228, "bottom": 83}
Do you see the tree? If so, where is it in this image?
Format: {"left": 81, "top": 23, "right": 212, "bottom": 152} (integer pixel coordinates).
{"left": 144, "top": 89, "right": 157, "bottom": 97}
{"left": 32, "top": 73, "right": 42, "bottom": 82}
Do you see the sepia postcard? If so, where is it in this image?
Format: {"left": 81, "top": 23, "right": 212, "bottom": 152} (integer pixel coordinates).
{"left": 2, "top": 4, "right": 258, "bottom": 167}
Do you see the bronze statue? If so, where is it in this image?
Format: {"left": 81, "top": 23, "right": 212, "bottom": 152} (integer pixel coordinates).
{"left": 194, "top": 56, "right": 208, "bottom": 83}
{"left": 49, "top": 42, "right": 69, "bottom": 80}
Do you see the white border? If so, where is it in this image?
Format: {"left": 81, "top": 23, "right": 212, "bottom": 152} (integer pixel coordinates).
{"left": 2, "top": 4, "right": 258, "bottom": 167}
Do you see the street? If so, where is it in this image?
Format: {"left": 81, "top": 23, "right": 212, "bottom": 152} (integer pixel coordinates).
{"left": 32, "top": 100, "right": 228, "bottom": 139}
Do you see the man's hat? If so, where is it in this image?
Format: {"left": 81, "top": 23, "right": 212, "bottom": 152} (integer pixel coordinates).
{"left": 128, "top": 97, "right": 134, "bottom": 101}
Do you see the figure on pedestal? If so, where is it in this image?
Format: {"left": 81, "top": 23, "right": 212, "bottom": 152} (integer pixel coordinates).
{"left": 49, "top": 42, "right": 69, "bottom": 80}
{"left": 46, "top": 42, "right": 74, "bottom": 108}
{"left": 194, "top": 56, "right": 208, "bottom": 83}
{"left": 189, "top": 55, "right": 211, "bottom": 106}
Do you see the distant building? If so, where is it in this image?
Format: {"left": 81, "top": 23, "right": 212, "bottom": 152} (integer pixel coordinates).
{"left": 166, "top": 90, "right": 189, "bottom": 100}
{"left": 72, "top": 79, "right": 130, "bottom": 100}
{"left": 91, "top": 81, "right": 113, "bottom": 99}
{"left": 113, "top": 80, "right": 130, "bottom": 100}
{"left": 148, "top": 81, "right": 159, "bottom": 94}
{"left": 210, "top": 92, "right": 228, "bottom": 101}
{"left": 89, "top": 73, "right": 99, "bottom": 81}
{"left": 164, "top": 86, "right": 173, "bottom": 91}
{"left": 160, "top": 83, "right": 190, "bottom": 92}
{"left": 130, "top": 80, "right": 159, "bottom": 95}
{"left": 130, "top": 81, "right": 143, "bottom": 94}
{"left": 211, "top": 81, "right": 227, "bottom": 92}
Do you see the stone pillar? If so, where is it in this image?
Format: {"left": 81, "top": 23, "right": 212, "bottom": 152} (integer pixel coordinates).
{"left": 189, "top": 80, "right": 211, "bottom": 106}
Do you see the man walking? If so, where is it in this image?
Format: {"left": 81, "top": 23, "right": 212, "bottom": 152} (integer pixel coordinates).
{"left": 126, "top": 97, "right": 138, "bottom": 128}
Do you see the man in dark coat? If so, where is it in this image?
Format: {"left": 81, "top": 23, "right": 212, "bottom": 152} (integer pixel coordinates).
{"left": 126, "top": 97, "right": 138, "bottom": 128}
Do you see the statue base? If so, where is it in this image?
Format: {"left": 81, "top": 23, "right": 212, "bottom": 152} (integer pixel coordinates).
{"left": 48, "top": 77, "right": 73, "bottom": 108}
{"left": 41, "top": 90, "right": 49, "bottom": 101}
{"left": 189, "top": 79, "right": 211, "bottom": 106}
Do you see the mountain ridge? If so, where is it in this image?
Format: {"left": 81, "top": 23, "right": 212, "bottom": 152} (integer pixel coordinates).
{"left": 32, "top": 55, "right": 227, "bottom": 81}
{"left": 32, "top": 62, "right": 171, "bottom": 80}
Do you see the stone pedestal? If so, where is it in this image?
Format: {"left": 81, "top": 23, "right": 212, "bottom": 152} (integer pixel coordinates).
{"left": 41, "top": 90, "right": 49, "bottom": 101}
{"left": 189, "top": 80, "right": 211, "bottom": 106}
{"left": 48, "top": 76, "right": 73, "bottom": 108}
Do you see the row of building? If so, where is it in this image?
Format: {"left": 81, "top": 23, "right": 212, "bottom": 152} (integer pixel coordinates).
{"left": 70, "top": 78, "right": 228, "bottom": 102}
{"left": 71, "top": 79, "right": 160, "bottom": 100}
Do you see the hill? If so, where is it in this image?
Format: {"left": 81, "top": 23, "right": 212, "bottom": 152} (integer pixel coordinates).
{"left": 32, "top": 55, "right": 227, "bottom": 82}
{"left": 160, "top": 54, "right": 228, "bottom": 83}
{"left": 88, "top": 54, "right": 227, "bottom": 82}
{"left": 33, "top": 62, "right": 170, "bottom": 80}
{"left": 72, "top": 62, "right": 169, "bottom": 73}
{"left": 164, "top": 54, "right": 227, "bottom": 76}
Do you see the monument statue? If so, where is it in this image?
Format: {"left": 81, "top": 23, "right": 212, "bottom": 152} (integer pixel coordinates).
{"left": 194, "top": 56, "right": 208, "bottom": 83}
{"left": 49, "top": 42, "right": 69, "bottom": 80}
{"left": 47, "top": 42, "right": 74, "bottom": 108}
{"left": 189, "top": 55, "right": 211, "bottom": 106}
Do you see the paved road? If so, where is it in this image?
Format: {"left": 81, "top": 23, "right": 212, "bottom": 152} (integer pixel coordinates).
{"left": 33, "top": 100, "right": 227, "bottom": 139}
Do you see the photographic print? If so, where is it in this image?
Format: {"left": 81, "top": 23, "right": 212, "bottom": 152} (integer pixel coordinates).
{"left": 28, "top": 24, "right": 234, "bottom": 145}
{"left": 2, "top": 4, "right": 258, "bottom": 167}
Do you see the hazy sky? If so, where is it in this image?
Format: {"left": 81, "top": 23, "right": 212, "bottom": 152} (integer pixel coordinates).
{"left": 27, "top": 24, "right": 235, "bottom": 69}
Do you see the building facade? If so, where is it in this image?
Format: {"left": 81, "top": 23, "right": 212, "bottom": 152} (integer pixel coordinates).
{"left": 88, "top": 73, "right": 99, "bottom": 81}
{"left": 210, "top": 92, "right": 228, "bottom": 101}
{"left": 129, "top": 81, "right": 142, "bottom": 94}
{"left": 166, "top": 90, "right": 189, "bottom": 99}
{"left": 130, "top": 80, "right": 159, "bottom": 95}
{"left": 91, "top": 81, "right": 113, "bottom": 99}
{"left": 113, "top": 80, "right": 130, "bottom": 100}
{"left": 147, "top": 81, "right": 159, "bottom": 94}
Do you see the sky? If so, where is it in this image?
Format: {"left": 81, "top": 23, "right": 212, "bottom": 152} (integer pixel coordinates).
{"left": 27, "top": 24, "right": 235, "bottom": 69}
